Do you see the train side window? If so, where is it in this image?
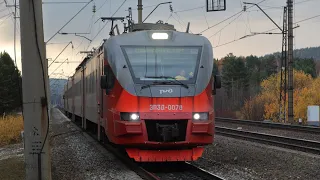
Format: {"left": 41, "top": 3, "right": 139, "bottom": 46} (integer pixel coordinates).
{"left": 101, "top": 65, "right": 115, "bottom": 93}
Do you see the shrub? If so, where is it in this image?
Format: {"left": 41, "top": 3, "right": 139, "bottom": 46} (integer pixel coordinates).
{"left": 0, "top": 115, "right": 23, "bottom": 147}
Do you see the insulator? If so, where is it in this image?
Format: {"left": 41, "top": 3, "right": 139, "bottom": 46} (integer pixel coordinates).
{"left": 93, "top": 4, "right": 96, "bottom": 13}
{"left": 169, "top": 5, "right": 173, "bottom": 13}
{"left": 243, "top": 5, "right": 247, "bottom": 12}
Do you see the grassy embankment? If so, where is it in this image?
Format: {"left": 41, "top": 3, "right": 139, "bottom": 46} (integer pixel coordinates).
{"left": 0, "top": 115, "right": 23, "bottom": 147}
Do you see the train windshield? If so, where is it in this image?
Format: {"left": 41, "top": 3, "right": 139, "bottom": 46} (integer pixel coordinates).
{"left": 122, "top": 46, "right": 201, "bottom": 83}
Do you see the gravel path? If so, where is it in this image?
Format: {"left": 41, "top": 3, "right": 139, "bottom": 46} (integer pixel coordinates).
{"left": 50, "top": 108, "right": 142, "bottom": 180}
{"left": 192, "top": 135, "right": 320, "bottom": 180}
{"left": 216, "top": 121, "right": 320, "bottom": 141}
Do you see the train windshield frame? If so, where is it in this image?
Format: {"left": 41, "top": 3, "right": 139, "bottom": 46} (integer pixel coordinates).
{"left": 121, "top": 46, "right": 202, "bottom": 84}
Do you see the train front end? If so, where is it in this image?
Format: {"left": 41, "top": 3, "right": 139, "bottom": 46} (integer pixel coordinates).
{"left": 101, "top": 30, "right": 220, "bottom": 162}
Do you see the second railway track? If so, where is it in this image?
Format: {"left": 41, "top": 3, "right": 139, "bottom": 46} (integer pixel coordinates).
{"left": 216, "top": 117, "right": 320, "bottom": 134}
{"left": 216, "top": 126, "right": 320, "bottom": 155}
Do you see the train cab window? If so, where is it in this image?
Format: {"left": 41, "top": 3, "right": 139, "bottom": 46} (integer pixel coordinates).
{"left": 122, "top": 46, "right": 201, "bottom": 83}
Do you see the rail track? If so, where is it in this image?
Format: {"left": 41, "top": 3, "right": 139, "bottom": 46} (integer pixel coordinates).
{"left": 215, "top": 126, "right": 320, "bottom": 155}
{"left": 142, "top": 162, "right": 224, "bottom": 180}
{"left": 61, "top": 109, "right": 224, "bottom": 180}
{"left": 215, "top": 117, "right": 320, "bottom": 134}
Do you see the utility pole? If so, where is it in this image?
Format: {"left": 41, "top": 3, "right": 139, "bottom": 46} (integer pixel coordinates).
{"left": 20, "top": 0, "right": 51, "bottom": 180}
{"left": 137, "top": 0, "right": 143, "bottom": 23}
{"left": 287, "top": 0, "right": 294, "bottom": 123}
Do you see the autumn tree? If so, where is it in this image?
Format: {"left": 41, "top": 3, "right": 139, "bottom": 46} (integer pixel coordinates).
{"left": 241, "top": 70, "right": 317, "bottom": 123}
{"left": 0, "top": 51, "right": 22, "bottom": 114}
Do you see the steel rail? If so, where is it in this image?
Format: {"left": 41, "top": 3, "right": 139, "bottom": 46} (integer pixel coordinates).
{"left": 216, "top": 126, "right": 320, "bottom": 155}
{"left": 183, "top": 162, "right": 225, "bottom": 180}
{"left": 215, "top": 117, "right": 320, "bottom": 134}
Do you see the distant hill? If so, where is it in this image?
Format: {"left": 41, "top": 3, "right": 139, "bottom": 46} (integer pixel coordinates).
{"left": 267, "top": 46, "right": 320, "bottom": 60}
{"left": 50, "top": 78, "right": 67, "bottom": 108}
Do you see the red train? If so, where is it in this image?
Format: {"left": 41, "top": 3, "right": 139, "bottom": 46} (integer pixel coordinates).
{"left": 63, "top": 23, "right": 221, "bottom": 162}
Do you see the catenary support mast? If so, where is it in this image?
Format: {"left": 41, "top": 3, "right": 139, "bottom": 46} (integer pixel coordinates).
{"left": 287, "top": 0, "right": 294, "bottom": 123}
{"left": 20, "top": 0, "right": 52, "bottom": 179}
{"left": 279, "top": 6, "right": 288, "bottom": 123}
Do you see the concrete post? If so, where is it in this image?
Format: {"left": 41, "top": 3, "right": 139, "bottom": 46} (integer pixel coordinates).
{"left": 20, "top": 0, "right": 52, "bottom": 179}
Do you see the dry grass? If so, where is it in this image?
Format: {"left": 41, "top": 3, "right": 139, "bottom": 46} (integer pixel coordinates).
{"left": 0, "top": 115, "right": 23, "bottom": 147}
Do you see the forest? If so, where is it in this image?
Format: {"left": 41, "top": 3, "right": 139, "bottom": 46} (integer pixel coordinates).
{"left": 214, "top": 52, "right": 320, "bottom": 124}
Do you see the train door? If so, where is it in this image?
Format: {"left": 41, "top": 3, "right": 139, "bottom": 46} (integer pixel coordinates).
{"left": 71, "top": 76, "right": 75, "bottom": 121}
{"left": 82, "top": 67, "right": 86, "bottom": 129}
{"left": 97, "top": 55, "right": 101, "bottom": 141}
{"left": 65, "top": 85, "right": 68, "bottom": 114}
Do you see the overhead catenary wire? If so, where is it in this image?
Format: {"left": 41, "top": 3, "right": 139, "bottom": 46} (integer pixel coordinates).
{"left": 48, "top": 41, "right": 73, "bottom": 68}
{"left": 174, "top": 6, "right": 204, "bottom": 13}
{"left": 198, "top": 0, "right": 268, "bottom": 34}
{"left": 213, "top": 12, "right": 320, "bottom": 49}
{"left": 42, "top": 1, "right": 88, "bottom": 4}
{"left": 0, "top": 12, "right": 11, "bottom": 19}
{"left": 208, "top": 12, "right": 244, "bottom": 39}
{"left": 96, "top": 0, "right": 108, "bottom": 11}
{"left": 49, "top": 58, "right": 69, "bottom": 76}
{"left": 0, "top": 7, "right": 9, "bottom": 13}
{"left": 45, "top": 0, "right": 93, "bottom": 43}
{"left": 86, "top": 0, "right": 127, "bottom": 50}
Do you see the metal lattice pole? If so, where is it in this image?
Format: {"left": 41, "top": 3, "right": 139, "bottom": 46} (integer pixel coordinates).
{"left": 287, "top": 0, "right": 294, "bottom": 123}
{"left": 279, "top": 6, "right": 288, "bottom": 123}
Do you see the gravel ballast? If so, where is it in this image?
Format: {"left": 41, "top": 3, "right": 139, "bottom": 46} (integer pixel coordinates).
{"left": 192, "top": 135, "right": 320, "bottom": 180}
{"left": 216, "top": 121, "right": 320, "bottom": 141}
{"left": 50, "top": 108, "right": 142, "bottom": 180}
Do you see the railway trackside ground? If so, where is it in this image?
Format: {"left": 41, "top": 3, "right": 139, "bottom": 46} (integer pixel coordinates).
{"left": 50, "top": 108, "right": 142, "bottom": 180}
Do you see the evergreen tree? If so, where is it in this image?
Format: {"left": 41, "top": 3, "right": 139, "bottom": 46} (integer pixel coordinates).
{"left": 0, "top": 51, "right": 22, "bottom": 114}
{"left": 221, "top": 53, "right": 249, "bottom": 95}
{"left": 245, "top": 55, "right": 261, "bottom": 85}
{"left": 212, "top": 58, "right": 219, "bottom": 75}
{"left": 260, "top": 55, "right": 278, "bottom": 79}
{"left": 294, "top": 58, "right": 316, "bottom": 78}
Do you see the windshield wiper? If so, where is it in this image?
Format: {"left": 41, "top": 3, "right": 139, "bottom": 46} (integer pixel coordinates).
{"left": 143, "top": 76, "right": 189, "bottom": 89}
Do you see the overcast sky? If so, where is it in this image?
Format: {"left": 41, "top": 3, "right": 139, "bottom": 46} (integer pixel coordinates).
{"left": 0, "top": 0, "right": 319, "bottom": 78}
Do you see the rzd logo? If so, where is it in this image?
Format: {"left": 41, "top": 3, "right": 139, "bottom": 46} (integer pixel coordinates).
{"left": 159, "top": 89, "right": 173, "bottom": 94}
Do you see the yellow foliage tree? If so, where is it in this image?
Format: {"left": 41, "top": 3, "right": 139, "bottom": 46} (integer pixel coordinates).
{"left": 241, "top": 70, "right": 319, "bottom": 123}
{"left": 294, "top": 78, "right": 320, "bottom": 122}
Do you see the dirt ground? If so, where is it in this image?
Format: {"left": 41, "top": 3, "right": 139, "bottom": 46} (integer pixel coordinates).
{"left": 0, "top": 143, "right": 25, "bottom": 180}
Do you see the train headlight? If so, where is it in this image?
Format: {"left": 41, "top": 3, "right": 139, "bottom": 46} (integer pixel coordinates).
{"left": 130, "top": 113, "right": 139, "bottom": 121}
{"left": 152, "top": 32, "right": 169, "bottom": 40}
{"left": 193, "top": 113, "right": 208, "bottom": 121}
{"left": 120, "top": 112, "right": 140, "bottom": 121}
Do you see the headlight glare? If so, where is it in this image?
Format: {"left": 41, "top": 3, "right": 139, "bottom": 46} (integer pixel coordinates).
{"left": 120, "top": 112, "right": 140, "bottom": 121}
{"left": 130, "top": 113, "right": 139, "bottom": 121}
{"left": 193, "top": 112, "right": 208, "bottom": 121}
{"left": 193, "top": 113, "right": 200, "bottom": 120}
